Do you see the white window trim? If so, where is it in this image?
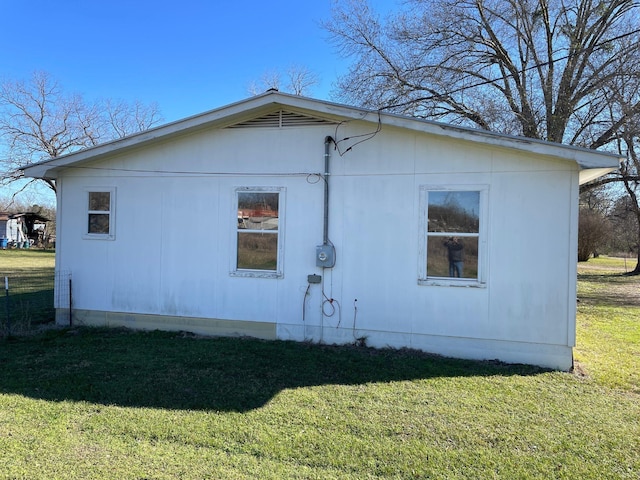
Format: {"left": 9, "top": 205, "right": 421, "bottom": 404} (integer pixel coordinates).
{"left": 230, "top": 186, "right": 285, "bottom": 279}
{"left": 418, "top": 185, "right": 488, "bottom": 287}
{"left": 82, "top": 187, "right": 116, "bottom": 241}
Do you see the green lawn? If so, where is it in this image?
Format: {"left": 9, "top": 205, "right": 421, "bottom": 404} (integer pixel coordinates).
{"left": 576, "top": 256, "right": 640, "bottom": 393}
{"left": 0, "top": 249, "right": 56, "bottom": 332}
{"left": 0, "top": 248, "right": 55, "bottom": 271}
{"left": 0, "top": 252, "right": 637, "bottom": 479}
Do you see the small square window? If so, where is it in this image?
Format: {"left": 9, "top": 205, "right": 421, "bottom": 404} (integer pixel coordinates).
{"left": 84, "top": 188, "right": 115, "bottom": 240}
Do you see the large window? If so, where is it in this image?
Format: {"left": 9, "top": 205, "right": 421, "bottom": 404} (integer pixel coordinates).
{"left": 419, "top": 186, "right": 486, "bottom": 286}
{"left": 84, "top": 188, "right": 115, "bottom": 240}
{"left": 232, "top": 187, "right": 284, "bottom": 277}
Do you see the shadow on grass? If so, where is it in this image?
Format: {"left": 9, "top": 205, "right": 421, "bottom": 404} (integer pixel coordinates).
{"left": 0, "top": 288, "right": 55, "bottom": 333}
{"left": 0, "top": 327, "right": 549, "bottom": 412}
{"left": 577, "top": 273, "right": 640, "bottom": 308}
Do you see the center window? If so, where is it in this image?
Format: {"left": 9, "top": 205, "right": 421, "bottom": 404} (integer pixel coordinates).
{"left": 233, "top": 187, "right": 284, "bottom": 277}
{"left": 419, "top": 186, "right": 487, "bottom": 286}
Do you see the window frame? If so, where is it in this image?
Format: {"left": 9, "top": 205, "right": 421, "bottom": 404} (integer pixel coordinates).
{"left": 83, "top": 187, "right": 116, "bottom": 241}
{"left": 418, "top": 185, "right": 488, "bottom": 287}
{"left": 230, "top": 186, "right": 285, "bottom": 279}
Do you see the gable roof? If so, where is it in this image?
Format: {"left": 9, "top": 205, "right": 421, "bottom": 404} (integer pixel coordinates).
{"left": 21, "top": 91, "right": 621, "bottom": 184}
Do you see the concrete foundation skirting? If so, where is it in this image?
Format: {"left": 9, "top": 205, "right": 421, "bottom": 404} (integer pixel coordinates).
{"left": 276, "top": 323, "right": 574, "bottom": 371}
{"left": 56, "top": 308, "right": 277, "bottom": 340}
{"left": 55, "top": 309, "right": 572, "bottom": 370}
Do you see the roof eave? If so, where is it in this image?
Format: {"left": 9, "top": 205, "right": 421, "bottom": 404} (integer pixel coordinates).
{"left": 579, "top": 166, "right": 619, "bottom": 185}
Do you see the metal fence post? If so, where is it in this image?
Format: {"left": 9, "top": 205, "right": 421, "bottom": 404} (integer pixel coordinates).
{"left": 69, "top": 276, "right": 73, "bottom": 327}
{"left": 4, "top": 277, "right": 9, "bottom": 337}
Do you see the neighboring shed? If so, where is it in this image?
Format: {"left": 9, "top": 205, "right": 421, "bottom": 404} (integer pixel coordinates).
{"left": 0, "top": 212, "right": 49, "bottom": 247}
{"left": 22, "top": 92, "right": 621, "bottom": 369}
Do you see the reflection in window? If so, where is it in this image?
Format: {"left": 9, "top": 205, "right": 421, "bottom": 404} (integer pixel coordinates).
{"left": 237, "top": 191, "right": 279, "bottom": 271}
{"left": 428, "top": 191, "right": 479, "bottom": 233}
{"left": 427, "top": 191, "right": 480, "bottom": 280}
{"left": 427, "top": 236, "right": 479, "bottom": 279}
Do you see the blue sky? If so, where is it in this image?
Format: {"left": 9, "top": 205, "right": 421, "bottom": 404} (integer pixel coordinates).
{"left": 0, "top": 0, "right": 396, "bottom": 204}
{"left": 1, "top": 0, "right": 395, "bottom": 123}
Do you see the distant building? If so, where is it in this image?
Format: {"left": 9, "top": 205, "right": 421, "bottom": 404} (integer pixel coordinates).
{"left": 0, "top": 212, "right": 49, "bottom": 247}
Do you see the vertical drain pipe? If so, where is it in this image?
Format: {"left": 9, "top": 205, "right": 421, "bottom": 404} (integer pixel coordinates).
{"left": 323, "top": 136, "right": 332, "bottom": 245}
{"left": 312, "top": 136, "right": 338, "bottom": 347}
{"left": 316, "top": 137, "right": 336, "bottom": 269}
{"left": 319, "top": 136, "right": 334, "bottom": 346}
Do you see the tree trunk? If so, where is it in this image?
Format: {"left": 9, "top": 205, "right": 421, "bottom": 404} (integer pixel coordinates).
{"left": 631, "top": 212, "right": 640, "bottom": 275}
{"left": 621, "top": 142, "right": 640, "bottom": 274}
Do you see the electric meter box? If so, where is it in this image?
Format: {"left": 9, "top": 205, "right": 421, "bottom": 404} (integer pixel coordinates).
{"left": 316, "top": 244, "right": 336, "bottom": 268}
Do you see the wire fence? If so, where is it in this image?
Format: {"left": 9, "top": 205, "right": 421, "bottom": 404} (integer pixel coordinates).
{"left": 0, "top": 271, "right": 70, "bottom": 336}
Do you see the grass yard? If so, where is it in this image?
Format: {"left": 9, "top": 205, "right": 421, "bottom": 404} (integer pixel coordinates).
{"left": 0, "top": 249, "right": 55, "bottom": 273}
{"left": 0, "top": 250, "right": 56, "bottom": 333}
{"left": 0, "top": 251, "right": 637, "bottom": 479}
{"left": 576, "top": 256, "right": 640, "bottom": 393}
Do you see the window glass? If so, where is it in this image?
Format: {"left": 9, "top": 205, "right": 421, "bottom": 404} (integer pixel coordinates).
{"left": 237, "top": 232, "right": 278, "bottom": 270}
{"left": 428, "top": 191, "right": 479, "bottom": 233}
{"left": 419, "top": 188, "right": 484, "bottom": 284}
{"left": 87, "top": 190, "right": 113, "bottom": 237}
{"left": 89, "top": 192, "right": 111, "bottom": 212}
{"left": 427, "top": 235, "right": 478, "bottom": 279}
{"left": 236, "top": 191, "right": 279, "bottom": 271}
{"left": 88, "top": 213, "right": 110, "bottom": 234}
{"left": 238, "top": 192, "right": 279, "bottom": 231}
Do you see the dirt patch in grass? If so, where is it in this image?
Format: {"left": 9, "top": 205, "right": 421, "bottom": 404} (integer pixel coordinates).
{"left": 577, "top": 274, "right": 640, "bottom": 307}
{"left": 577, "top": 257, "right": 640, "bottom": 307}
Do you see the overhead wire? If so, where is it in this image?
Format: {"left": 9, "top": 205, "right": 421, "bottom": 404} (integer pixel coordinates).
{"left": 38, "top": 162, "right": 326, "bottom": 179}
{"left": 332, "top": 111, "right": 383, "bottom": 156}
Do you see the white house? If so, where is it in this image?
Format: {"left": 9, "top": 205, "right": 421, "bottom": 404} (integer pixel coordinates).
{"left": 22, "top": 92, "right": 621, "bottom": 369}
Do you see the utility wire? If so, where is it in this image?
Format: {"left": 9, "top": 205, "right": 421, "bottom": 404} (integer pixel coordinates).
{"left": 36, "top": 163, "right": 325, "bottom": 178}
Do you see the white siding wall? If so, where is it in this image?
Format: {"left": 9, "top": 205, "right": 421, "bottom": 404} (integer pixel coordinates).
{"left": 56, "top": 121, "right": 578, "bottom": 369}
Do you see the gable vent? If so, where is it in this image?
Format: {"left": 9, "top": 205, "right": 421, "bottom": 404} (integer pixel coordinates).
{"left": 228, "top": 110, "right": 338, "bottom": 128}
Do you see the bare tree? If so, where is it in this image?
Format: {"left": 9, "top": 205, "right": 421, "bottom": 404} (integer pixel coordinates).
{"left": 248, "top": 65, "right": 319, "bottom": 96}
{"left": 248, "top": 69, "right": 283, "bottom": 96}
{"left": 326, "top": 0, "right": 640, "bottom": 271}
{"left": 579, "top": 50, "right": 640, "bottom": 271}
{"left": 580, "top": 185, "right": 615, "bottom": 215}
{"left": 104, "top": 98, "right": 162, "bottom": 139}
{"left": 0, "top": 71, "right": 163, "bottom": 194}
{"left": 325, "top": 0, "right": 639, "bottom": 146}
{"left": 578, "top": 207, "right": 610, "bottom": 261}
{"left": 617, "top": 134, "right": 640, "bottom": 272}
{"left": 285, "top": 64, "right": 320, "bottom": 96}
{"left": 609, "top": 192, "right": 639, "bottom": 258}
{"left": 578, "top": 184, "right": 616, "bottom": 258}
